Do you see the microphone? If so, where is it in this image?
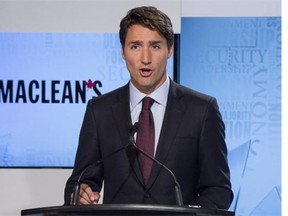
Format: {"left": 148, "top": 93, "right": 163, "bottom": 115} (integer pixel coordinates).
{"left": 71, "top": 142, "right": 131, "bottom": 205}
{"left": 129, "top": 122, "right": 184, "bottom": 206}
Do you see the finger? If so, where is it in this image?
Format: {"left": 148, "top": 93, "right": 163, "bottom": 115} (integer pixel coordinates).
{"left": 79, "top": 185, "right": 93, "bottom": 204}
{"left": 79, "top": 191, "right": 92, "bottom": 204}
{"left": 78, "top": 193, "right": 93, "bottom": 205}
{"left": 82, "top": 184, "right": 99, "bottom": 203}
{"left": 92, "top": 192, "right": 101, "bottom": 204}
{"left": 70, "top": 191, "right": 90, "bottom": 205}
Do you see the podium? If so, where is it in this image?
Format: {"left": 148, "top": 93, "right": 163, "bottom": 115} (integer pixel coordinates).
{"left": 21, "top": 204, "right": 235, "bottom": 216}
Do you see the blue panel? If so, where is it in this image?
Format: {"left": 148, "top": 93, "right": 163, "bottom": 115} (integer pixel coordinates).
{"left": 180, "top": 17, "right": 281, "bottom": 216}
{"left": 0, "top": 32, "right": 174, "bottom": 167}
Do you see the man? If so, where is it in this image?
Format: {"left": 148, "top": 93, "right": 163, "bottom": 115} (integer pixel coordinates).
{"left": 64, "top": 6, "right": 233, "bottom": 209}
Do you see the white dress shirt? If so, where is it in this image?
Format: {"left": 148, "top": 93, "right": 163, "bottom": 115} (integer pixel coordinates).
{"left": 129, "top": 77, "right": 170, "bottom": 154}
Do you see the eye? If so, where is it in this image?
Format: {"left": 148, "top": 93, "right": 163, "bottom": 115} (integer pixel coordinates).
{"left": 130, "top": 45, "right": 139, "bottom": 49}
{"left": 129, "top": 42, "right": 141, "bottom": 50}
{"left": 151, "top": 44, "right": 161, "bottom": 50}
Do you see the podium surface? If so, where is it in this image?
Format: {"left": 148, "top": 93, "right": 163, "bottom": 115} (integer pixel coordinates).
{"left": 21, "top": 204, "right": 234, "bottom": 216}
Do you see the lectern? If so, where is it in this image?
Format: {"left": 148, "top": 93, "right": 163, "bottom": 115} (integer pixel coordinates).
{"left": 21, "top": 204, "right": 235, "bottom": 216}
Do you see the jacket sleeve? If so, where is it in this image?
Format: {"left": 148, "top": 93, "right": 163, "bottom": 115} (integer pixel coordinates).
{"left": 190, "top": 97, "right": 233, "bottom": 209}
{"left": 64, "top": 99, "right": 103, "bottom": 205}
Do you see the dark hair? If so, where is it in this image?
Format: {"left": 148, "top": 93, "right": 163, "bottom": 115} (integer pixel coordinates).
{"left": 119, "top": 6, "right": 174, "bottom": 49}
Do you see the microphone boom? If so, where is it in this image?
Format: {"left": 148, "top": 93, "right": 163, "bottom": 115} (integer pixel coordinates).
{"left": 130, "top": 122, "right": 184, "bottom": 206}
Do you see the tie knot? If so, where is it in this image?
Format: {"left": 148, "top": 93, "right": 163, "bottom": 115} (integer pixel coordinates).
{"left": 142, "top": 97, "right": 154, "bottom": 110}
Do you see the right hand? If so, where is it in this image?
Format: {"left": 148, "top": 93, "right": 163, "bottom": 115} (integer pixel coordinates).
{"left": 71, "top": 183, "right": 100, "bottom": 205}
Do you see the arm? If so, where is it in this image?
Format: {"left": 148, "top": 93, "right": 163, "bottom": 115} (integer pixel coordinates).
{"left": 191, "top": 98, "right": 233, "bottom": 209}
{"left": 64, "top": 100, "right": 103, "bottom": 205}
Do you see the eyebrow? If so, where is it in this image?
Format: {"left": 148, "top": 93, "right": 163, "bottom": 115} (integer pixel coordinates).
{"left": 149, "top": 40, "right": 162, "bottom": 45}
{"left": 128, "top": 40, "right": 163, "bottom": 46}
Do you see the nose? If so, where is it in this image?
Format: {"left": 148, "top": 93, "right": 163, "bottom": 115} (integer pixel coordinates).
{"left": 141, "top": 47, "right": 152, "bottom": 65}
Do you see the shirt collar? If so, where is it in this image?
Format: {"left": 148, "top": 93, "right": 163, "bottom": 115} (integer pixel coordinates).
{"left": 130, "top": 76, "right": 170, "bottom": 109}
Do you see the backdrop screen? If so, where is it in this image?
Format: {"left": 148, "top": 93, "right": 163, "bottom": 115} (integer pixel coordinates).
{"left": 0, "top": 32, "right": 174, "bottom": 167}
{"left": 180, "top": 17, "right": 281, "bottom": 216}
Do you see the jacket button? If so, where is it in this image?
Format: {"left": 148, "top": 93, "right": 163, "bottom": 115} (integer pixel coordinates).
{"left": 144, "top": 193, "right": 150, "bottom": 198}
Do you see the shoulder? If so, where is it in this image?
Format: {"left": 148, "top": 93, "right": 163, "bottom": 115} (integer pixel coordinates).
{"left": 90, "top": 84, "right": 129, "bottom": 103}
{"left": 170, "top": 80, "right": 217, "bottom": 105}
{"left": 88, "top": 83, "right": 129, "bottom": 108}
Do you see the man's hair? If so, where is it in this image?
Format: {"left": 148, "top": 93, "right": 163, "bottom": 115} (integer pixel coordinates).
{"left": 119, "top": 6, "right": 174, "bottom": 49}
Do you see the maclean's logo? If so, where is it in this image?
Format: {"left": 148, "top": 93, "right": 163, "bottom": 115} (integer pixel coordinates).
{"left": 0, "top": 79, "right": 102, "bottom": 103}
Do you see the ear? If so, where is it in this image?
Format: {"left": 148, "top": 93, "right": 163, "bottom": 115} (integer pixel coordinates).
{"left": 168, "top": 45, "right": 174, "bottom": 58}
{"left": 121, "top": 47, "right": 126, "bottom": 60}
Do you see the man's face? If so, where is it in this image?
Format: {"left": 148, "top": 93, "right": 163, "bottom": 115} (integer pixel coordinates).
{"left": 122, "top": 24, "right": 173, "bottom": 94}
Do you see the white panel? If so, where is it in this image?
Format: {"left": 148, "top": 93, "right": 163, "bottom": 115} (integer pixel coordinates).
{"left": 0, "top": 169, "right": 71, "bottom": 216}
{"left": 182, "top": 0, "right": 281, "bottom": 17}
{"left": 0, "top": 0, "right": 181, "bottom": 33}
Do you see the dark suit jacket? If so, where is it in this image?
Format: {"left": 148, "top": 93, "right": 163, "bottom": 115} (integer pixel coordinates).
{"left": 64, "top": 80, "right": 233, "bottom": 209}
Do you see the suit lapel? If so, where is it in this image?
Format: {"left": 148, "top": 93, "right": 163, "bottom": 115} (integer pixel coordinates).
{"left": 111, "top": 84, "right": 131, "bottom": 147}
{"left": 111, "top": 84, "right": 145, "bottom": 187}
{"left": 147, "top": 81, "right": 185, "bottom": 188}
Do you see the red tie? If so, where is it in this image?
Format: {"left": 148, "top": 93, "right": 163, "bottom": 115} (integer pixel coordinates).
{"left": 136, "top": 97, "right": 155, "bottom": 184}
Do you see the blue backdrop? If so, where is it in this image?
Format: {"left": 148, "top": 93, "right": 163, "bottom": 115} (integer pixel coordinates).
{"left": 0, "top": 33, "right": 174, "bottom": 167}
{"left": 180, "top": 17, "right": 281, "bottom": 216}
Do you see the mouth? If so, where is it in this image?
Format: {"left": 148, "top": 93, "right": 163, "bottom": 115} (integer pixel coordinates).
{"left": 140, "top": 68, "right": 153, "bottom": 77}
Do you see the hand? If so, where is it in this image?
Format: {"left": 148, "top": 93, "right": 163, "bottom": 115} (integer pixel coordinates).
{"left": 71, "top": 183, "right": 100, "bottom": 205}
